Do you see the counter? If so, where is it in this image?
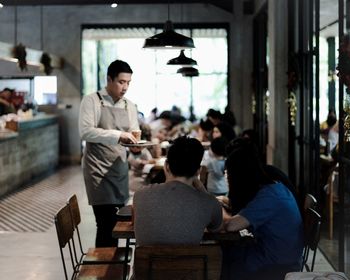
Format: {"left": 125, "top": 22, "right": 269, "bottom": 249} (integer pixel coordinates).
{"left": 0, "top": 114, "right": 59, "bottom": 197}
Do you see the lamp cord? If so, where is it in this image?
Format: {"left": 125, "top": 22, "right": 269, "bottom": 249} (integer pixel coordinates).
{"left": 14, "top": 6, "right": 17, "bottom": 45}
{"left": 40, "top": 6, "right": 44, "bottom": 50}
{"left": 167, "top": 0, "right": 170, "bottom": 21}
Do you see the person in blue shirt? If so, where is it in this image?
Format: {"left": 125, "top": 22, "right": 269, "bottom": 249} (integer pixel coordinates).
{"left": 220, "top": 138, "right": 304, "bottom": 280}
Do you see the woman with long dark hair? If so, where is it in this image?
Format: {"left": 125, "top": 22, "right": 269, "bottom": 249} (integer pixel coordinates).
{"left": 221, "top": 138, "right": 304, "bottom": 280}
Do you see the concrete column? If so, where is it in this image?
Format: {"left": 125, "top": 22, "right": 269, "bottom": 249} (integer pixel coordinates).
{"left": 267, "top": 0, "right": 289, "bottom": 172}
{"left": 229, "top": 0, "right": 254, "bottom": 131}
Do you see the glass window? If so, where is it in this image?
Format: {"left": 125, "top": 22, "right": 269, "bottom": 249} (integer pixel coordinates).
{"left": 33, "top": 76, "right": 57, "bottom": 105}
{"left": 82, "top": 27, "right": 228, "bottom": 120}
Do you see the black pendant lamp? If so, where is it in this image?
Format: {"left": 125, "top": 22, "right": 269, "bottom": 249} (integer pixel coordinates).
{"left": 177, "top": 66, "right": 199, "bottom": 77}
{"left": 143, "top": 4, "right": 195, "bottom": 50}
{"left": 167, "top": 50, "right": 197, "bottom": 66}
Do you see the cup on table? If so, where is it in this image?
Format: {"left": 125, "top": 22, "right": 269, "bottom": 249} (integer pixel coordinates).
{"left": 131, "top": 129, "right": 142, "bottom": 142}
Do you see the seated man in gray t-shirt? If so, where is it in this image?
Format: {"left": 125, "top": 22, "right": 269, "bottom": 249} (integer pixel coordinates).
{"left": 133, "top": 136, "right": 223, "bottom": 246}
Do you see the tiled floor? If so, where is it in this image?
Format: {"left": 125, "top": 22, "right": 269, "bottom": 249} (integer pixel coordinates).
{"left": 0, "top": 165, "right": 336, "bottom": 279}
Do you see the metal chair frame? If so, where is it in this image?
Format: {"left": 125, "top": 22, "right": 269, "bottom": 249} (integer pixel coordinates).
{"left": 54, "top": 203, "right": 127, "bottom": 280}
{"left": 67, "top": 194, "right": 132, "bottom": 265}
{"left": 301, "top": 207, "right": 322, "bottom": 272}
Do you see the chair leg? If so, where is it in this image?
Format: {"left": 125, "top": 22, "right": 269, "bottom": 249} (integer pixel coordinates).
{"left": 328, "top": 184, "right": 333, "bottom": 240}
{"left": 310, "top": 250, "right": 317, "bottom": 272}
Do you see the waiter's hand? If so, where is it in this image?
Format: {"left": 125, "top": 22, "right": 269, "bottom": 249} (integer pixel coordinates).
{"left": 119, "top": 132, "right": 138, "bottom": 144}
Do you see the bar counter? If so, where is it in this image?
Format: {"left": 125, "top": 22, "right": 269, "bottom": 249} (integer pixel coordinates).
{"left": 0, "top": 114, "right": 59, "bottom": 197}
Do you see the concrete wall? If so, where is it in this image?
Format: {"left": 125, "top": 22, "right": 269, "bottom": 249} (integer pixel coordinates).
{"left": 0, "top": 3, "right": 258, "bottom": 164}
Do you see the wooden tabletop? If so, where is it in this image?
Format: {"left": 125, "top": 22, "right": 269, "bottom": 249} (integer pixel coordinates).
{"left": 112, "top": 221, "right": 254, "bottom": 243}
{"left": 113, "top": 221, "right": 135, "bottom": 239}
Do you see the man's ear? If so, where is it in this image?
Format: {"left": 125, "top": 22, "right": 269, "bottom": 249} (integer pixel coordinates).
{"left": 164, "top": 161, "right": 170, "bottom": 176}
{"left": 107, "top": 76, "right": 112, "bottom": 83}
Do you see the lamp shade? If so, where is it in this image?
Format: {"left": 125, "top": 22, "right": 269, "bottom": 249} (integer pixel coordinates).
{"left": 167, "top": 50, "right": 197, "bottom": 66}
{"left": 177, "top": 66, "right": 199, "bottom": 77}
{"left": 143, "top": 20, "right": 195, "bottom": 49}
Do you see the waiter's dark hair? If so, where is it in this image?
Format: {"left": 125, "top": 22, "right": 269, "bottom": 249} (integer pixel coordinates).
{"left": 107, "top": 60, "right": 133, "bottom": 80}
{"left": 167, "top": 136, "right": 204, "bottom": 178}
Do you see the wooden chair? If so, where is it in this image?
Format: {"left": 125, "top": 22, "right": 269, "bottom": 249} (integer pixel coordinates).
{"left": 67, "top": 194, "right": 132, "bottom": 265}
{"left": 326, "top": 168, "right": 339, "bottom": 240}
{"left": 133, "top": 244, "right": 222, "bottom": 280}
{"left": 301, "top": 208, "right": 322, "bottom": 272}
{"left": 54, "top": 203, "right": 129, "bottom": 280}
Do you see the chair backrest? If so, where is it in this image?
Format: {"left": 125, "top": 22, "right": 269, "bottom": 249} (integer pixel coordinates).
{"left": 303, "top": 194, "right": 317, "bottom": 212}
{"left": 328, "top": 169, "right": 339, "bottom": 198}
{"left": 55, "top": 203, "right": 75, "bottom": 248}
{"left": 68, "top": 194, "right": 81, "bottom": 227}
{"left": 54, "top": 203, "right": 78, "bottom": 280}
{"left": 304, "top": 208, "right": 321, "bottom": 250}
{"left": 302, "top": 207, "right": 322, "bottom": 271}
{"left": 67, "top": 194, "right": 86, "bottom": 260}
{"left": 134, "top": 244, "right": 222, "bottom": 280}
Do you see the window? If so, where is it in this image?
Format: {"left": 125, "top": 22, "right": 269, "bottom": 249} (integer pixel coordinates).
{"left": 82, "top": 26, "right": 228, "bottom": 120}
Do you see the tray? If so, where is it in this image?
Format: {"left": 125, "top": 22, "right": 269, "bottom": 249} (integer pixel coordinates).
{"left": 121, "top": 141, "right": 156, "bottom": 148}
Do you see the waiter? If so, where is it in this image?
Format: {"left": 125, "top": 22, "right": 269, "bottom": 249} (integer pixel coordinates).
{"left": 79, "top": 60, "right": 139, "bottom": 247}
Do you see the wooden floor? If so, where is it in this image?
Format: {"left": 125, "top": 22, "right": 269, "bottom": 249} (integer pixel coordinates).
{"left": 0, "top": 164, "right": 336, "bottom": 279}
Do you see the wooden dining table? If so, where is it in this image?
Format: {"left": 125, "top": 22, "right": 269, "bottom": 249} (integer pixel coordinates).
{"left": 112, "top": 221, "right": 255, "bottom": 280}
{"left": 112, "top": 221, "right": 253, "bottom": 242}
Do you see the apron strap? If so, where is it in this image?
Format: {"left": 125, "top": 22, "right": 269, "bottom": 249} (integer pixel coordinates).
{"left": 96, "top": 91, "right": 104, "bottom": 107}
{"left": 96, "top": 91, "right": 128, "bottom": 110}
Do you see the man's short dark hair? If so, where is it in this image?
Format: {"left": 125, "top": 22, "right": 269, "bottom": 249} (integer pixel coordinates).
{"left": 107, "top": 60, "right": 133, "bottom": 80}
{"left": 167, "top": 136, "right": 204, "bottom": 178}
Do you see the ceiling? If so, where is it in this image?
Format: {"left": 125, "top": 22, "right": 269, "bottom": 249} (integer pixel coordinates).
{"left": 0, "top": 0, "right": 340, "bottom": 37}
{"left": 0, "top": 0, "right": 234, "bottom": 13}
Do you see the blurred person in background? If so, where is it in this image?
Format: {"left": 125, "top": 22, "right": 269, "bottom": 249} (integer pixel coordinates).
{"left": 0, "top": 88, "right": 16, "bottom": 116}
{"left": 212, "top": 122, "right": 236, "bottom": 143}
{"left": 206, "top": 108, "right": 223, "bottom": 126}
{"left": 200, "top": 136, "right": 228, "bottom": 196}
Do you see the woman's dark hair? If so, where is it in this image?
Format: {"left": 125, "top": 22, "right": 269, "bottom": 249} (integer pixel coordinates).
{"left": 215, "top": 121, "right": 236, "bottom": 142}
{"left": 199, "top": 118, "right": 214, "bottom": 131}
{"left": 107, "top": 60, "right": 133, "bottom": 80}
{"left": 223, "top": 106, "right": 237, "bottom": 127}
{"left": 225, "top": 137, "right": 274, "bottom": 214}
{"left": 158, "top": 110, "right": 172, "bottom": 120}
{"left": 167, "top": 136, "right": 204, "bottom": 178}
{"left": 241, "top": 129, "right": 258, "bottom": 146}
{"left": 206, "top": 108, "right": 223, "bottom": 121}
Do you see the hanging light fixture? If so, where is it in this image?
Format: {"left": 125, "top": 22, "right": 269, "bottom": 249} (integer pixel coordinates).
{"left": 143, "top": 3, "right": 195, "bottom": 50}
{"left": 167, "top": 50, "right": 197, "bottom": 66}
{"left": 177, "top": 66, "right": 199, "bottom": 77}
{"left": 39, "top": 6, "right": 53, "bottom": 75}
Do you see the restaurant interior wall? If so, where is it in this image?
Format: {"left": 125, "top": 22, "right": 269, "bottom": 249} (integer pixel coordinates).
{"left": 0, "top": 3, "right": 256, "bottom": 164}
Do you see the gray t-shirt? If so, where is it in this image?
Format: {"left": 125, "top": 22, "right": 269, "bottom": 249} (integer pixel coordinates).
{"left": 133, "top": 180, "right": 223, "bottom": 246}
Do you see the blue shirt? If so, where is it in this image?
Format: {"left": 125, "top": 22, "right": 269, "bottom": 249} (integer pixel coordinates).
{"left": 239, "top": 182, "right": 304, "bottom": 272}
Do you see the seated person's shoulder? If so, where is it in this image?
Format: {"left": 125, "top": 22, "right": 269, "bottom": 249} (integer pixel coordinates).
{"left": 134, "top": 183, "right": 164, "bottom": 196}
